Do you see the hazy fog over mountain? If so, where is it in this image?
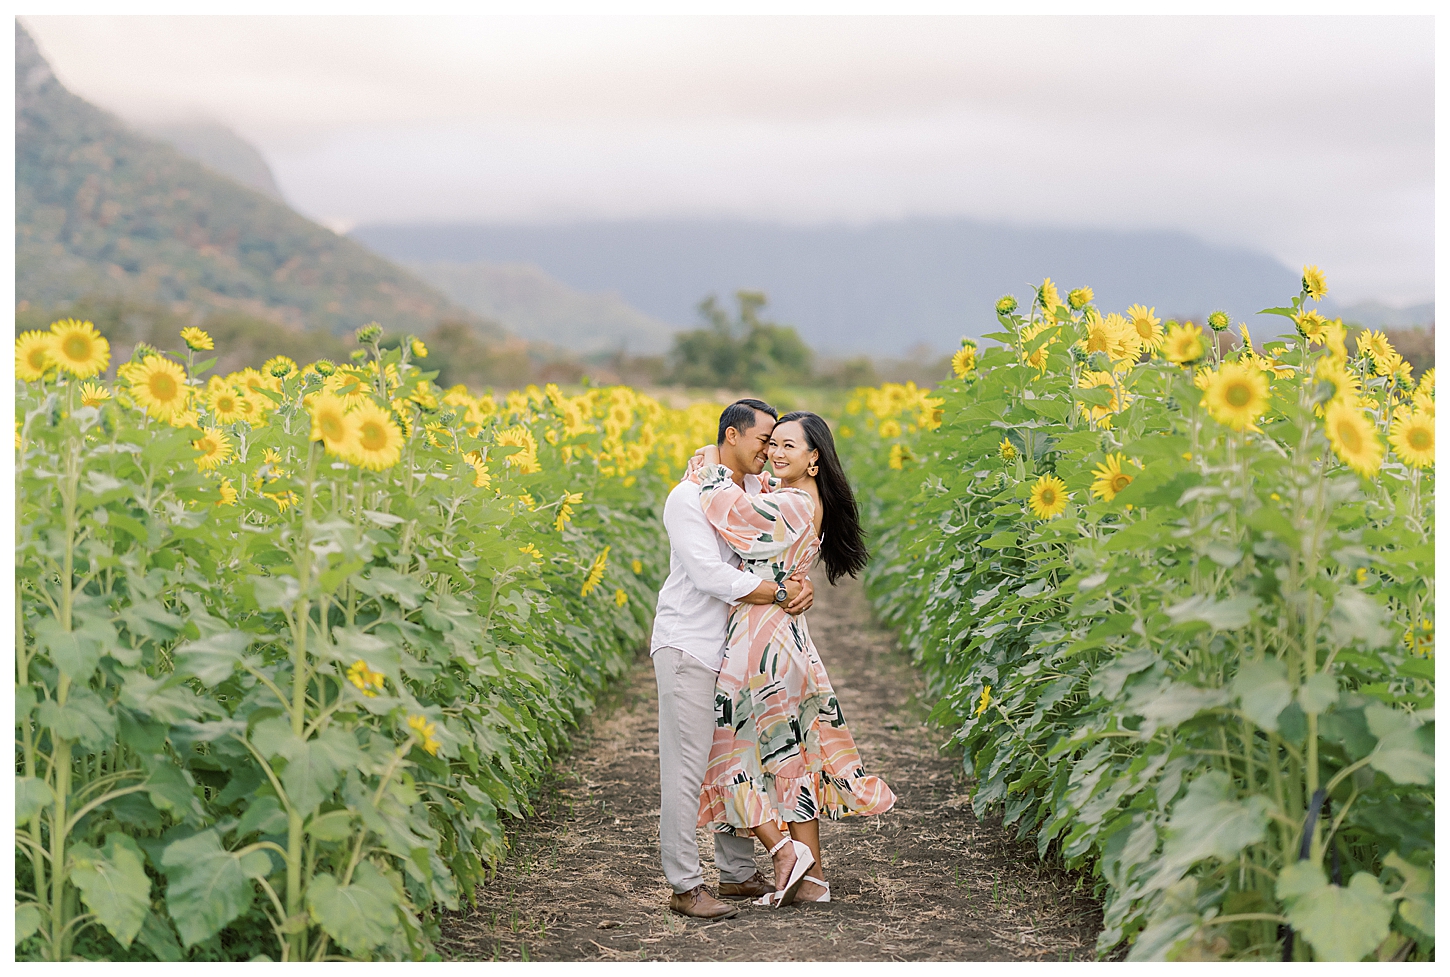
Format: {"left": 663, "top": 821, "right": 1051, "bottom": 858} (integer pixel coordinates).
{"left": 355, "top": 219, "right": 1362, "bottom": 356}
{"left": 26, "top": 15, "right": 1434, "bottom": 327}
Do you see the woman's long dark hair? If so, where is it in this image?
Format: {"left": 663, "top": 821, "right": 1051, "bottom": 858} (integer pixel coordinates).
{"left": 775, "top": 411, "right": 868, "bottom": 584}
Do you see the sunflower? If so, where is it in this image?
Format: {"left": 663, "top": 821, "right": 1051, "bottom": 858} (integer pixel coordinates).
{"left": 1037, "top": 278, "right": 1061, "bottom": 314}
{"left": 496, "top": 425, "right": 542, "bottom": 474}
{"left": 1019, "top": 320, "right": 1059, "bottom": 371}
{"left": 1090, "top": 453, "right": 1136, "bottom": 502}
{"left": 1293, "top": 308, "right": 1328, "bottom": 345}
{"left": 1124, "top": 304, "right": 1164, "bottom": 353}
{"left": 1388, "top": 411, "right": 1433, "bottom": 469}
{"left": 346, "top": 402, "right": 404, "bottom": 471}
{"left": 631, "top": 559, "right": 644, "bottom": 574}
{"left": 411, "top": 338, "right": 428, "bottom": 358}
{"left": 554, "top": 491, "right": 584, "bottom": 531}
{"left": 48, "top": 319, "right": 111, "bottom": 378}
{"left": 79, "top": 382, "right": 111, "bottom": 408}
{"left": 1207, "top": 310, "right": 1230, "bottom": 332}
{"left": 519, "top": 543, "right": 543, "bottom": 561}
{"left": 581, "top": 546, "right": 610, "bottom": 597}
{"left": 1302, "top": 265, "right": 1328, "bottom": 301}
{"left": 207, "top": 386, "right": 248, "bottom": 425}
{"left": 996, "top": 294, "right": 1019, "bottom": 315}
{"left": 263, "top": 355, "right": 297, "bottom": 380}
{"left": 879, "top": 418, "right": 903, "bottom": 438}
{"left": 998, "top": 437, "right": 1017, "bottom": 461}
{"left": 1323, "top": 318, "right": 1348, "bottom": 361}
{"left": 1314, "top": 357, "right": 1360, "bottom": 407}
{"left": 1104, "top": 313, "right": 1142, "bottom": 362}
{"left": 1028, "top": 474, "right": 1069, "bottom": 520}
{"left": 1068, "top": 287, "right": 1094, "bottom": 310}
{"left": 216, "top": 477, "right": 238, "bottom": 507}
{"left": 951, "top": 344, "right": 976, "bottom": 378}
{"left": 1356, "top": 329, "right": 1397, "bottom": 374}
{"left": 323, "top": 371, "right": 372, "bottom": 411}
{"left": 127, "top": 355, "right": 191, "bottom": 420}
{"left": 1079, "top": 311, "right": 1115, "bottom": 355}
{"left": 1079, "top": 370, "right": 1130, "bottom": 429}
{"left": 346, "top": 659, "right": 387, "bottom": 697}
{"left": 1324, "top": 401, "right": 1384, "bottom": 477}
{"left": 15, "top": 331, "right": 56, "bottom": 381}
{"left": 1202, "top": 361, "right": 1270, "bottom": 431}
{"left": 180, "top": 326, "right": 214, "bottom": 351}
{"left": 1237, "top": 324, "right": 1255, "bottom": 353}
{"left": 406, "top": 714, "right": 441, "bottom": 756}
{"left": 462, "top": 449, "right": 492, "bottom": 489}
{"left": 614, "top": 589, "right": 628, "bottom": 607}
{"left": 1164, "top": 322, "right": 1207, "bottom": 365}
{"left": 192, "top": 428, "right": 234, "bottom": 471}
{"left": 1416, "top": 367, "right": 1434, "bottom": 398}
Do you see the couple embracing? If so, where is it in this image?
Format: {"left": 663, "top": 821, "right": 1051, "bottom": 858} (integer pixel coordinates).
{"left": 651, "top": 398, "right": 896, "bottom": 919}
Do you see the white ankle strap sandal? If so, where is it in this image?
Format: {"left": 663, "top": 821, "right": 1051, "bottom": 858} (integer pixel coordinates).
{"left": 800, "top": 875, "right": 830, "bottom": 903}
{"left": 753, "top": 837, "right": 815, "bottom": 908}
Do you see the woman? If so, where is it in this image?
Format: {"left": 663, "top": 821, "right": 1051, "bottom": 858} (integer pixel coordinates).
{"left": 686, "top": 411, "right": 895, "bottom": 908}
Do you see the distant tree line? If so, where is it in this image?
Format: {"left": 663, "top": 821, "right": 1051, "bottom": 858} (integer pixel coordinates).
{"left": 666, "top": 290, "right": 882, "bottom": 389}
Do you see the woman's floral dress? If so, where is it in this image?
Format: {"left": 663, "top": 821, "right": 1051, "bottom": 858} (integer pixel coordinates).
{"left": 687, "top": 462, "right": 896, "bottom": 835}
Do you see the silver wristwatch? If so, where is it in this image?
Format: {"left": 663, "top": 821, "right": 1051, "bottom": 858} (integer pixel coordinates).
{"left": 774, "top": 585, "right": 789, "bottom": 604}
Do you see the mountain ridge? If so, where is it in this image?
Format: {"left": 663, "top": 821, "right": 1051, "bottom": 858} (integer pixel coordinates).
{"left": 15, "top": 23, "right": 500, "bottom": 344}
{"left": 353, "top": 218, "right": 1430, "bottom": 356}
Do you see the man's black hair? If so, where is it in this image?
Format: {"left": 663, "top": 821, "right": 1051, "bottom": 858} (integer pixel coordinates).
{"left": 716, "top": 398, "right": 778, "bottom": 445}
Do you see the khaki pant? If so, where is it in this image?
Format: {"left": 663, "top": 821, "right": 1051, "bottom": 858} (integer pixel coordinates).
{"left": 654, "top": 647, "right": 758, "bottom": 893}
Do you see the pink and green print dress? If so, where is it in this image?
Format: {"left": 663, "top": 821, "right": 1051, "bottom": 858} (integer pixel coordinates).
{"left": 687, "top": 462, "right": 896, "bottom": 835}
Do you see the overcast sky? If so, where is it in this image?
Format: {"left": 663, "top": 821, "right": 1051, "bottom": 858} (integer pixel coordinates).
{"left": 24, "top": 14, "right": 1435, "bottom": 306}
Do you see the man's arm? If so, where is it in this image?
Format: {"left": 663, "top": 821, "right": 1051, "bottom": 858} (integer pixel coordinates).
{"left": 663, "top": 484, "right": 764, "bottom": 606}
{"left": 663, "top": 482, "right": 812, "bottom": 614}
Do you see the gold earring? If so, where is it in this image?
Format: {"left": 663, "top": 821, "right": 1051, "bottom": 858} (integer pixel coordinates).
{"left": 807, "top": 463, "right": 818, "bottom": 476}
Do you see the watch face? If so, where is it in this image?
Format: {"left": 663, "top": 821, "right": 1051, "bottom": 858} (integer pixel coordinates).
{"left": 775, "top": 587, "right": 788, "bottom": 602}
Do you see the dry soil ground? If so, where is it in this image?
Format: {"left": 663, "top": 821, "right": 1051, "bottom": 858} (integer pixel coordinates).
{"left": 437, "top": 576, "right": 1103, "bottom": 961}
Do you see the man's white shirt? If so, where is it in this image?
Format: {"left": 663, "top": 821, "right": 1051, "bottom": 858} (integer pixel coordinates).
{"left": 650, "top": 472, "right": 767, "bottom": 672}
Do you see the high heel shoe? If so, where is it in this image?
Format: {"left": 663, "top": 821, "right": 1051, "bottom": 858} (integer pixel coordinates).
{"left": 798, "top": 875, "right": 830, "bottom": 903}
{"left": 753, "top": 836, "right": 815, "bottom": 908}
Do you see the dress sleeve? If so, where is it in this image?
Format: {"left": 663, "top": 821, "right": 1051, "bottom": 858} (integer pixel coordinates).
{"left": 689, "top": 463, "right": 814, "bottom": 562}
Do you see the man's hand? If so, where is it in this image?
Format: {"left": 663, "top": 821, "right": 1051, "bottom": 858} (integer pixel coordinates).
{"left": 740, "top": 576, "right": 802, "bottom": 606}
{"left": 784, "top": 574, "right": 813, "bottom": 615}
{"left": 685, "top": 444, "right": 718, "bottom": 478}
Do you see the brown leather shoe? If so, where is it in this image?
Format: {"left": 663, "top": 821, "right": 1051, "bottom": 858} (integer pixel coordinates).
{"left": 718, "top": 871, "right": 772, "bottom": 900}
{"left": 669, "top": 884, "right": 740, "bottom": 920}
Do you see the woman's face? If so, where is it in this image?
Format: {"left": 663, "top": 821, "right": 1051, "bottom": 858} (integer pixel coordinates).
{"left": 768, "top": 421, "right": 818, "bottom": 482}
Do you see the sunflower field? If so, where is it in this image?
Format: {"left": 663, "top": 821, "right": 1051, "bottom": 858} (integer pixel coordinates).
{"left": 15, "top": 320, "right": 719, "bottom": 961}
{"left": 837, "top": 270, "right": 1434, "bottom": 961}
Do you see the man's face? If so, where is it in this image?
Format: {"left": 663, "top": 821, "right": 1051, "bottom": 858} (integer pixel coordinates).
{"left": 723, "top": 411, "right": 773, "bottom": 475}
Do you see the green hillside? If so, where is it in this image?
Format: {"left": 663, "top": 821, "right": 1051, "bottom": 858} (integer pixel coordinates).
{"left": 15, "top": 24, "right": 501, "bottom": 348}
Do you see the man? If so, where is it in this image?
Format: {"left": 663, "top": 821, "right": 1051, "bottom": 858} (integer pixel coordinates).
{"left": 652, "top": 398, "right": 814, "bottom": 920}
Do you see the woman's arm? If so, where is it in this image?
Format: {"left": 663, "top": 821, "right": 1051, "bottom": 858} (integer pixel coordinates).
{"left": 690, "top": 459, "right": 814, "bottom": 563}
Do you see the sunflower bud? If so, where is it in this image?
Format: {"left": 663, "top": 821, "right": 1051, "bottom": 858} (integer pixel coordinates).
{"left": 1067, "top": 287, "right": 1093, "bottom": 311}
{"left": 1068, "top": 344, "right": 1088, "bottom": 365}
{"left": 314, "top": 359, "right": 336, "bottom": 377}
{"left": 1087, "top": 351, "right": 1114, "bottom": 373}
{"left": 1208, "top": 310, "right": 1230, "bottom": 332}
{"left": 349, "top": 349, "right": 368, "bottom": 363}
{"left": 995, "top": 295, "right": 1018, "bottom": 316}
{"left": 131, "top": 342, "right": 157, "bottom": 361}
{"left": 356, "top": 322, "right": 384, "bottom": 345}
{"left": 437, "top": 409, "right": 457, "bottom": 426}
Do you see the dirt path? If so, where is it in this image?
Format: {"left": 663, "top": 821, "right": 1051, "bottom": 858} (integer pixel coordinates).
{"left": 437, "top": 576, "right": 1103, "bottom": 961}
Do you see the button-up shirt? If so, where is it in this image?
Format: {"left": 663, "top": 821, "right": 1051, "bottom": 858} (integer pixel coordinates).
{"left": 650, "top": 472, "right": 765, "bottom": 671}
